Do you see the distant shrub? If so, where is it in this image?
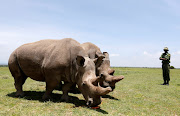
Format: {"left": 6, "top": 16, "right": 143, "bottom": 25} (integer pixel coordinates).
{"left": 0, "top": 65, "right": 8, "bottom": 67}
{"left": 170, "top": 66, "right": 175, "bottom": 69}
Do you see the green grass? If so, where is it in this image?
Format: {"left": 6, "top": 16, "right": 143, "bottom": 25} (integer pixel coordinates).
{"left": 0, "top": 67, "right": 179, "bottom": 116}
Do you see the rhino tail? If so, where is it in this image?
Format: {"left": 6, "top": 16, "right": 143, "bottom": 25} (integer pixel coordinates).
{"left": 8, "top": 50, "right": 26, "bottom": 78}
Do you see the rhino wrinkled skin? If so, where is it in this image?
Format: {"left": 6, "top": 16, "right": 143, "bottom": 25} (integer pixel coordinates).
{"left": 8, "top": 38, "right": 112, "bottom": 107}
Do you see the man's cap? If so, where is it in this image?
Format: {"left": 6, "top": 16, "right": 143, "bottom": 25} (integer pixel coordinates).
{"left": 164, "top": 47, "right": 169, "bottom": 51}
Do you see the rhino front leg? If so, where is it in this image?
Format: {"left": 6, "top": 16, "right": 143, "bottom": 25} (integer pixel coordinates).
{"left": 43, "top": 79, "right": 59, "bottom": 100}
{"left": 61, "top": 82, "right": 73, "bottom": 102}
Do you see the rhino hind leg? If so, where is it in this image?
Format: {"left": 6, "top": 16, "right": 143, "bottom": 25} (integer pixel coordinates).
{"left": 9, "top": 57, "right": 27, "bottom": 97}
{"left": 14, "top": 75, "right": 27, "bottom": 97}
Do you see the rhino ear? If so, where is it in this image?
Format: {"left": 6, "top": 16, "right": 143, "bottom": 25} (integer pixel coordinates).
{"left": 94, "top": 56, "right": 105, "bottom": 66}
{"left": 103, "top": 52, "right": 109, "bottom": 57}
{"left": 76, "top": 56, "right": 85, "bottom": 67}
{"left": 93, "top": 58, "right": 98, "bottom": 64}
{"left": 95, "top": 51, "right": 103, "bottom": 58}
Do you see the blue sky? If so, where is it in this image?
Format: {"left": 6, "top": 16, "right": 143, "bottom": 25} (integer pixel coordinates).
{"left": 0, "top": 0, "right": 180, "bottom": 68}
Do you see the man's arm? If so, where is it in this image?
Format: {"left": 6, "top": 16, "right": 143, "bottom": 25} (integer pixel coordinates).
{"left": 159, "top": 58, "right": 167, "bottom": 60}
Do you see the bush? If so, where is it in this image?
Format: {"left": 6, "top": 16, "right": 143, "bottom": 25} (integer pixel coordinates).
{"left": 170, "top": 66, "right": 175, "bottom": 69}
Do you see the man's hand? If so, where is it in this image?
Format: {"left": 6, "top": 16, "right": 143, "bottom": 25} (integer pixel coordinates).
{"left": 160, "top": 58, "right": 167, "bottom": 60}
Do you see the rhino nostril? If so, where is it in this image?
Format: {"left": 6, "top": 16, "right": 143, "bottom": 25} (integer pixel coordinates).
{"left": 86, "top": 100, "right": 92, "bottom": 106}
{"left": 88, "top": 100, "right": 92, "bottom": 106}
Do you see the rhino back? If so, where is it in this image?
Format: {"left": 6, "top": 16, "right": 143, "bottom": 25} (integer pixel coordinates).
{"left": 15, "top": 38, "right": 85, "bottom": 82}
{"left": 81, "top": 42, "right": 102, "bottom": 59}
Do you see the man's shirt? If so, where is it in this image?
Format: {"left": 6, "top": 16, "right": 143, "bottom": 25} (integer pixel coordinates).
{"left": 160, "top": 53, "right": 171, "bottom": 64}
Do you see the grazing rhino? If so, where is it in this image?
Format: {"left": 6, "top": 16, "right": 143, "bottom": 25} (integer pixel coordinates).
{"left": 8, "top": 38, "right": 112, "bottom": 107}
{"left": 81, "top": 42, "right": 124, "bottom": 91}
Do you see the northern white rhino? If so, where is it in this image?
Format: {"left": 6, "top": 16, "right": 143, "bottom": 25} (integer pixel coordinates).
{"left": 8, "top": 38, "right": 111, "bottom": 107}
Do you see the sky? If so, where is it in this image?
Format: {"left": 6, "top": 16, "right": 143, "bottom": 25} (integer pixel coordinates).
{"left": 0, "top": 0, "right": 180, "bottom": 68}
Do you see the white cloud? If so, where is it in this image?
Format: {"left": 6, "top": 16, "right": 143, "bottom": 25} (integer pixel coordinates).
{"left": 143, "top": 51, "right": 152, "bottom": 56}
{"left": 110, "top": 54, "right": 120, "bottom": 57}
{"left": 143, "top": 51, "right": 162, "bottom": 58}
{"left": 172, "top": 51, "right": 180, "bottom": 55}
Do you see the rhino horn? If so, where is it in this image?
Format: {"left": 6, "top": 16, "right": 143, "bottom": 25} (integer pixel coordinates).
{"left": 91, "top": 73, "right": 105, "bottom": 86}
{"left": 112, "top": 75, "right": 124, "bottom": 83}
{"left": 90, "top": 76, "right": 101, "bottom": 86}
{"left": 95, "top": 86, "right": 112, "bottom": 96}
{"left": 90, "top": 76, "right": 112, "bottom": 95}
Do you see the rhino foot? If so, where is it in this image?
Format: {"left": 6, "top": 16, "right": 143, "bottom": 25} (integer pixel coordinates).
{"left": 60, "top": 95, "right": 70, "bottom": 102}
{"left": 42, "top": 94, "right": 52, "bottom": 101}
{"left": 15, "top": 91, "right": 25, "bottom": 97}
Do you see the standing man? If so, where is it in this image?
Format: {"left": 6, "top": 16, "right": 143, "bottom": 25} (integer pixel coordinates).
{"left": 159, "top": 47, "right": 171, "bottom": 85}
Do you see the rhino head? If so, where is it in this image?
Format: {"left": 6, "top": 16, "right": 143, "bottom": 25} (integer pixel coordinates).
{"left": 98, "top": 72, "right": 124, "bottom": 91}
{"left": 96, "top": 52, "right": 124, "bottom": 91}
{"left": 76, "top": 55, "right": 112, "bottom": 107}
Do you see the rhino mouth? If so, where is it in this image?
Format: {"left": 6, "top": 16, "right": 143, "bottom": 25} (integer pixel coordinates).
{"left": 81, "top": 77, "right": 112, "bottom": 107}
{"left": 86, "top": 97, "right": 101, "bottom": 107}
{"left": 87, "top": 102, "right": 100, "bottom": 107}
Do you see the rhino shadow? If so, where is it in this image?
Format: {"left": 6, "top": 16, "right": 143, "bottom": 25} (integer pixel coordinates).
{"left": 7, "top": 91, "right": 85, "bottom": 105}
{"left": 7, "top": 91, "right": 108, "bottom": 114}
{"left": 102, "top": 95, "right": 119, "bottom": 100}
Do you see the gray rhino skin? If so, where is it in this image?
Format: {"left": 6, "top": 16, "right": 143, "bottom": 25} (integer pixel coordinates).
{"left": 81, "top": 42, "right": 124, "bottom": 91}
{"left": 8, "top": 38, "right": 112, "bottom": 107}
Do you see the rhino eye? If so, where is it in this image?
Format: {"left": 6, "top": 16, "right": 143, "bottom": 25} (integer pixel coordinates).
{"left": 82, "top": 81, "right": 87, "bottom": 86}
{"left": 100, "top": 73, "right": 105, "bottom": 78}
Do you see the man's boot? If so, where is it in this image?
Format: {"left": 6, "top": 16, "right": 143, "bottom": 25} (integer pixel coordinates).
{"left": 162, "top": 80, "right": 166, "bottom": 85}
{"left": 166, "top": 81, "right": 169, "bottom": 85}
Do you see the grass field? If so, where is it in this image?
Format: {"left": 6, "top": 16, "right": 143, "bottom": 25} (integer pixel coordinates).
{"left": 0, "top": 67, "right": 179, "bottom": 116}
